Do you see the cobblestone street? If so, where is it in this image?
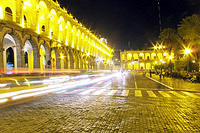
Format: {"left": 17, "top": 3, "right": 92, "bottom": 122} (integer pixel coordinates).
{"left": 0, "top": 72, "right": 200, "bottom": 132}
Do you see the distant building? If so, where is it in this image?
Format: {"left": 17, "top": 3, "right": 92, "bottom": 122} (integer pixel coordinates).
{"left": 120, "top": 50, "right": 174, "bottom": 70}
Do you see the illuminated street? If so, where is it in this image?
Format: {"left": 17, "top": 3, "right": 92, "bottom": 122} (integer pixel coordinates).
{"left": 0, "top": 72, "right": 199, "bottom": 132}
{"left": 0, "top": 0, "right": 200, "bottom": 132}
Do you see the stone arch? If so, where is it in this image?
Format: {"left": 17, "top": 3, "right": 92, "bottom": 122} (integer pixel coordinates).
{"left": 39, "top": 42, "right": 50, "bottom": 70}
{"left": 2, "top": 33, "right": 22, "bottom": 72}
{"left": 50, "top": 47, "right": 60, "bottom": 70}
{"left": 49, "top": 9, "right": 58, "bottom": 40}
{"left": 23, "top": 40, "right": 34, "bottom": 69}
{"left": 66, "top": 21, "right": 72, "bottom": 46}
{"left": 71, "top": 26, "right": 77, "bottom": 48}
{"left": 22, "top": 0, "right": 36, "bottom": 28}
{"left": 80, "top": 32, "right": 84, "bottom": 52}
{"left": 22, "top": 35, "right": 40, "bottom": 68}
{"left": 37, "top": 1, "right": 49, "bottom": 34}
{"left": 58, "top": 16, "right": 65, "bottom": 43}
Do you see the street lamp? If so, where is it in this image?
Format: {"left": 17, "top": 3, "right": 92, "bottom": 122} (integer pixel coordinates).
{"left": 184, "top": 48, "right": 191, "bottom": 55}
{"left": 184, "top": 48, "right": 191, "bottom": 73}
{"left": 159, "top": 59, "right": 166, "bottom": 79}
{"left": 168, "top": 56, "right": 173, "bottom": 60}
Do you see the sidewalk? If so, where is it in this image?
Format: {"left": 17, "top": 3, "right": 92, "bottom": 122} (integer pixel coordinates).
{"left": 146, "top": 73, "right": 200, "bottom": 92}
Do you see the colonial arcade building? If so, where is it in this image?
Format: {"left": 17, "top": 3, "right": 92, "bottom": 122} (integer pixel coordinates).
{"left": 0, "top": 0, "right": 113, "bottom": 73}
{"left": 120, "top": 50, "right": 174, "bottom": 70}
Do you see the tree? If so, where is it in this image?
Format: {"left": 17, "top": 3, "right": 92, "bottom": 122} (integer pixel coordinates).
{"left": 159, "top": 28, "right": 182, "bottom": 55}
{"left": 178, "top": 14, "right": 200, "bottom": 46}
{"left": 178, "top": 14, "right": 200, "bottom": 72}
{"left": 178, "top": 14, "right": 200, "bottom": 55}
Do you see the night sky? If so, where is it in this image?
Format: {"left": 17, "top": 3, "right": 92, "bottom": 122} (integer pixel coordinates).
{"left": 58, "top": 0, "right": 200, "bottom": 50}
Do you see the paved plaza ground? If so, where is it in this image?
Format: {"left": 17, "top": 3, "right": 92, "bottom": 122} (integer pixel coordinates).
{"left": 0, "top": 72, "right": 199, "bottom": 132}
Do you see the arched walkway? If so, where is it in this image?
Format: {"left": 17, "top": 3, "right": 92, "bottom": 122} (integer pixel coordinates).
{"left": 24, "top": 40, "right": 34, "bottom": 70}
{"left": 51, "top": 50, "right": 56, "bottom": 70}
{"left": 40, "top": 44, "right": 50, "bottom": 70}
{"left": 3, "top": 34, "right": 21, "bottom": 72}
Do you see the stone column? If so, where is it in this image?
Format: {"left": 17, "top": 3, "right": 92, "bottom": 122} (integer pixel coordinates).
{"left": 56, "top": 57, "right": 61, "bottom": 69}
{"left": 34, "top": 50, "right": 40, "bottom": 69}
{"left": 21, "top": 51, "right": 25, "bottom": 68}
{"left": 0, "top": 47, "right": 4, "bottom": 74}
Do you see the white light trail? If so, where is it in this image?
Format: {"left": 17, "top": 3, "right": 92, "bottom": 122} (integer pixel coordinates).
{"left": 0, "top": 73, "right": 120, "bottom": 104}
{"left": 0, "top": 99, "right": 8, "bottom": 104}
{"left": 0, "top": 84, "right": 7, "bottom": 87}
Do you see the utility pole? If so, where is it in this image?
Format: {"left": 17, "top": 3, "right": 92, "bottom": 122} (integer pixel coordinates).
{"left": 128, "top": 41, "right": 131, "bottom": 50}
{"left": 157, "top": 0, "right": 162, "bottom": 32}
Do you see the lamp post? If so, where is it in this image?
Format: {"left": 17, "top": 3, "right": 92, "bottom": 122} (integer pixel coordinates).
{"left": 184, "top": 48, "right": 191, "bottom": 73}
{"left": 168, "top": 55, "right": 173, "bottom": 74}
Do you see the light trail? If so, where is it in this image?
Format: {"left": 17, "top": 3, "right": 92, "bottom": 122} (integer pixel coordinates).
{"left": 0, "top": 84, "right": 8, "bottom": 88}
{"left": 0, "top": 99, "right": 8, "bottom": 104}
{"left": 24, "top": 78, "right": 30, "bottom": 87}
{"left": 0, "top": 73, "right": 120, "bottom": 104}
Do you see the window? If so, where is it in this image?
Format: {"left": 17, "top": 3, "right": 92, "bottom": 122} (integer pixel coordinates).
{"left": 24, "top": 15, "right": 27, "bottom": 27}
{"left": 147, "top": 56, "right": 150, "bottom": 60}
{"left": 121, "top": 54, "right": 125, "bottom": 60}
{"left": 5, "top": 7, "right": 12, "bottom": 21}
{"left": 42, "top": 25, "right": 45, "bottom": 32}
{"left": 127, "top": 53, "right": 132, "bottom": 60}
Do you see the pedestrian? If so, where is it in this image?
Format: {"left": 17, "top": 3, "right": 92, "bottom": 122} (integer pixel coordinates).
{"left": 159, "top": 72, "right": 162, "bottom": 79}
{"left": 150, "top": 69, "right": 152, "bottom": 77}
{"left": 162, "top": 71, "right": 165, "bottom": 79}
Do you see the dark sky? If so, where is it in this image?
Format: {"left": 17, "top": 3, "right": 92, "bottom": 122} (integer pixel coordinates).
{"left": 58, "top": 0, "right": 200, "bottom": 50}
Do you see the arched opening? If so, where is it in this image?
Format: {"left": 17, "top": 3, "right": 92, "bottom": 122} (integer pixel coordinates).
{"left": 37, "top": 1, "right": 49, "bottom": 34}
{"left": 6, "top": 47, "right": 14, "bottom": 69}
{"left": 24, "top": 52, "right": 28, "bottom": 67}
{"left": 66, "top": 21, "right": 72, "bottom": 46}
{"left": 140, "top": 63, "right": 145, "bottom": 70}
{"left": 5, "top": 7, "right": 13, "bottom": 21}
{"left": 49, "top": 9, "right": 58, "bottom": 39}
{"left": 40, "top": 44, "right": 50, "bottom": 70}
{"left": 24, "top": 40, "right": 34, "bottom": 70}
{"left": 134, "top": 63, "right": 139, "bottom": 70}
{"left": 40, "top": 45, "right": 46, "bottom": 70}
{"left": 51, "top": 50, "right": 56, "bottom": 70}
{"left": 72, "top": 26, "right": 77, "bottom": 48}
{"left": 3, "top": 34, "right": 20, "bottom": 72}
{"left": 58, "top": 16, "right": 65, "bottom": 43}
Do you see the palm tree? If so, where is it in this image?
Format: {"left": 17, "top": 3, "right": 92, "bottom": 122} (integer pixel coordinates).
{"left": 159, "top": 28, "right": 181, "bottom": 55}
{"left": 178, "top": 14, "right": 200, "bottom": 43}
{"left": 178, "top": 14, "right": 200, "bottom": 72}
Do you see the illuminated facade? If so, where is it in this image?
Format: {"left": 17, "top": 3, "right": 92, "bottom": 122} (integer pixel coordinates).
{"left": 120, "top": 50, "right": 174, "bottom": 70}
{"left": 0, "top": 0, "right": 113, "bottom": 72}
